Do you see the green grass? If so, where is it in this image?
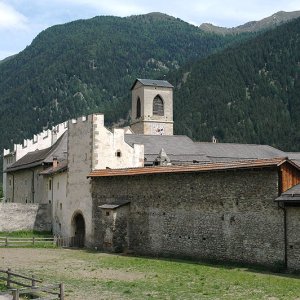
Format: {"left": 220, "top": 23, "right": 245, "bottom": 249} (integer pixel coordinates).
{"left": 0, "top": 230, "right": 52, "bottom": 238}
{"left": 0, "top": 282, "right": 6, "bottom": 292}
{"left": 8, "top": 248, "right": 298, "bottom": 300}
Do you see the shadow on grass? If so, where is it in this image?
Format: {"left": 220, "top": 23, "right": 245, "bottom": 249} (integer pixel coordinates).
{"left": 68, "top": 247, "right": 300, "bottom": 280}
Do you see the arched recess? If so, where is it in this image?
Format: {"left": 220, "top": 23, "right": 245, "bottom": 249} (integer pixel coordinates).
{"left": 153, "top": 95, "right": 164, "bottom": 116}
{"left": 136, "top": 97, "right": 141, "bottom": 118}
{"left": 71, "top": 211, "right": 86, "bottom": 247}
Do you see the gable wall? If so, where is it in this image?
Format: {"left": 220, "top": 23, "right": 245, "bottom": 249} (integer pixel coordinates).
{"left": 92, "top": 167, "right": 287, "bottom": 268}
{"left": 5, "top": 167, "right": 48, "bottom": 204}
{"left": 280, "top": 162, "right": 300, "bottom": 193}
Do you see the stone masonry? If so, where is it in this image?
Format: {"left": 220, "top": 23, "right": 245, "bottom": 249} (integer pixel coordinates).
{"left": 92, "top": 167, "right": 288, "bottom": 268}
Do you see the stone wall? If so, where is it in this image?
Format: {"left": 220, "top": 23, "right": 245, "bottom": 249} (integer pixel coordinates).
{"left": 0, "top": 203, "right": 52, "bottom": 231}
{"left": 286, "top": 206, "right": 300, "bottom": 270}
{"left": 92, "top": 168, "right": 287, "bottom": 268}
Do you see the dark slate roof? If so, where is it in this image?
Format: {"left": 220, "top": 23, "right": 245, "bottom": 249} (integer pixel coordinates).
{"left": 125, "top": 135, "right": 289, "bottom": 165}
{"left": 125, "top": 134, "right": 210, "bottom": 164}
{"left": 275, "top": 183, "right": 300, "bottom": 203}
{"left": 195, "top": 142, "right": 287, "bottom": 162}
{"left": 131, "top": 78, "right": 174, "bottom": 90}
{"left": 5, "top": 133, "right": 67, "bottom": 172}
{"left": 286, "top": 152, "right": 300, "bottom": 168}
{"left": 39, "top": 160, "right": 68, "bottom": 176}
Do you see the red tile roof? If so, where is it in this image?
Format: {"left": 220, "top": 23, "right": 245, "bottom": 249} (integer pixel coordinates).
{"left": 88, "top": 157, "right": 292, "bottom": 178}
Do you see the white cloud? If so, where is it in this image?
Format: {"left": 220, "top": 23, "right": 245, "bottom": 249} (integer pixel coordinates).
{"left": 0, "top": 1, "right": 28, "bottom": 30}
{"left": 61, "top": 0, "right": 146, "bottom": 16}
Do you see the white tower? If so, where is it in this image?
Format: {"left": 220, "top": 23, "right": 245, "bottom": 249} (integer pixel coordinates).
{"left": 130, "top": 79, "right": 174, "bottom": 135}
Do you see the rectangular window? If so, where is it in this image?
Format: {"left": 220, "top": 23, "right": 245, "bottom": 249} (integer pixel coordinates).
{"left": 49, "top": 179, "right": 52, "bottom": 191}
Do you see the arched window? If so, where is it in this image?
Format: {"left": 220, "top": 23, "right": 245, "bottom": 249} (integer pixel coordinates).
{"left": 153, "top": 95, "right": 164, "bottom": 116}
{"left": 136, "top": 97, "right": 141, "bottom": 118}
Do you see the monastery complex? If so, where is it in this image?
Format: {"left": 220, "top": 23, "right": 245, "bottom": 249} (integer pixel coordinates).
{"left": 2, "top": 79, "right": 300, "bottom": 271}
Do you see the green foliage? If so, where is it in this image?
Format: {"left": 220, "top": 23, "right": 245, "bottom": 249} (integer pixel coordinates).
{"left": 1, "top": 12, "right": 300, "bottom": 173}
{"left": 0, "top": 13, "right": 247, "bottom": 158}
{"left": 0, "top": 183, "right": 3, "bottom": 199}
{"left": 0, "top": 230, "right": 52, "bottom": 238}
{"left": 170, "top": 17, "right": 300, "bottom": 151}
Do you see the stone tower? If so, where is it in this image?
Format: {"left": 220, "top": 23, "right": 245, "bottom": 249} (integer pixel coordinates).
{"left": 130, "top": 79, "right": 174, "bottom": 135}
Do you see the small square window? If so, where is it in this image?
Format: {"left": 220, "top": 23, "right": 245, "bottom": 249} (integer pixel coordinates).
{"left": 106, "top": 211, "right": 110, "bottom": 216}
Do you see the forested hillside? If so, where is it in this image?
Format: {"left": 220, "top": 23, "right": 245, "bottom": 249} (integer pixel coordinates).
{"left": 200, "top": 10, "right": 300, "bottom": 34}
{"left": 0, "top": 12, "right": 244, "bottom": 153}
{"left": 1, "top": 11, "right": 300, "bottom": 167}
{"left": 171, "top": 17, "right": 300, "bottom": 150}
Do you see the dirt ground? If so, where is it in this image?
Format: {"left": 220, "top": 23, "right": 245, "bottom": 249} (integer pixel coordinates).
{"left": 0, "top": 248, "right": 145, "bottom": 300}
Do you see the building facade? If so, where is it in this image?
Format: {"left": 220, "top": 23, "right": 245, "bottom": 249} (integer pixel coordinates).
{"left": 2, "top": 78, "right": 300, "bottom": 270}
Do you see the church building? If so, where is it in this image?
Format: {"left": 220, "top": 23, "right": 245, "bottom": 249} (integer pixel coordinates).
{"left": 2, "top": 78, "right": 300, "bottom": 271}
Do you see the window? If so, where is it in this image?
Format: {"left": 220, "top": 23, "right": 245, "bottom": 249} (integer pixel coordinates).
{"left": 60, "top": 203, "right": 62, "bottom": 210}
{"left": 49, "top": 179, "right": 52, "bottom": 191}
{"left": 136, "top": 97, "right": 141, "bottom": 118}
{"left": 153, "top": 95, "right": 164, "bottom": 116}
{"left": 57, "top": 181, "right": 59, "bottom": 190}
{"left": 115, "top": 150, "right": 122, "bottom": 158}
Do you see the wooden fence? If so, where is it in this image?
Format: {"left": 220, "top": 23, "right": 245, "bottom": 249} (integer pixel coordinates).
{"left": 0, "top": 268, "right": 64, "bottom": 300}
{"left": 0, "top": 237, "right": 55, "bottom": 247}
{"left": 0, "top": 235, "right": 84, "bottom": 248}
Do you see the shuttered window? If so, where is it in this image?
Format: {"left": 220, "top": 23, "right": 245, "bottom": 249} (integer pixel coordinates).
{"left": 153, "top": 95, "right": 164, "bottom": 116}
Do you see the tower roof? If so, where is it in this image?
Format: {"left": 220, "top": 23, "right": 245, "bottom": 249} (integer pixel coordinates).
{"left": 131, "top": 78, "right": 174, "bottom": 90}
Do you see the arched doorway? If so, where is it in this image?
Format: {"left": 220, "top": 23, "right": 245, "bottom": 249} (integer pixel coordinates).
{"left": 71, "top": 212, "right": 85, "bottom": 248}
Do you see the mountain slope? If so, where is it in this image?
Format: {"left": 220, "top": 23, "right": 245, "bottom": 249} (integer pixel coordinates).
{"left": 0, "top": 12, "right": 244, "bottom": 153}
{"left": 200, "top": 10, "right": 300, "bottom": 34}
{"left": 171, "top": 17, "right": 300, "bottom": 151}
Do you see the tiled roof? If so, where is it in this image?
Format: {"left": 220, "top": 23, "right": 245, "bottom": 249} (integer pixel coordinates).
{"left": 131, "top": 78, "right": 174, "bottom": 90}
{"left": 195, "top": 142, "right": 287, "bottom": 162}
{"left": 39, "top": 160, "right": 68, "bottom": 175}
{"left": 5, "top": 133, "right": 67, "bottom": 172}
{"left": 125, "top": 134, "right": 210, "bottom": 164}
{"left": 88, "top": 157, "right": 288, "bottom": 178}
{"left": 98, "top": 202, "right": 130, "bottom": 209}
{"left": 275, "top": 183, "right": 300, "bottom": 203}
{"left": 286, "top": 152, "right": 300, "bottom": 168}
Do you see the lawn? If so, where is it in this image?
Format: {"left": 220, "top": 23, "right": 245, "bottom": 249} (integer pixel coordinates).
{"left": 0, "top": 230, "right": 52, "bottom": 238}
{"left": 0, "top": 248, "right": 299, "bottom": 300}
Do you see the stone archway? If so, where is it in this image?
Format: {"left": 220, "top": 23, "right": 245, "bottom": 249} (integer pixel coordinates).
{"left": 71, "top": 211, "right": 85, "bottom": 247}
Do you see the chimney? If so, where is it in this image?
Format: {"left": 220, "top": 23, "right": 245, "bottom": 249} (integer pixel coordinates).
{"left": 53, "top": 157, "right": 58, "bottom": 169}
{"left": 212, "top": 136, "right": 217, "bottom": 143}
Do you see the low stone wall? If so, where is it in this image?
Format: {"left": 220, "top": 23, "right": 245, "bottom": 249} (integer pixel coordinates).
{"left": 0, "top": 203, "right": 52, "bottom": 232}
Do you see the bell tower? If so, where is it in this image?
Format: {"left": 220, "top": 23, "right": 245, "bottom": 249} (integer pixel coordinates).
{"left": 130, "top": 79, "right": 174, "bottom": 135}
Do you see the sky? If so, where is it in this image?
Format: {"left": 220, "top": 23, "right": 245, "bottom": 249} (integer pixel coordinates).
{"left": 0, "top": 0, "right": 299, "bottom": 60}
